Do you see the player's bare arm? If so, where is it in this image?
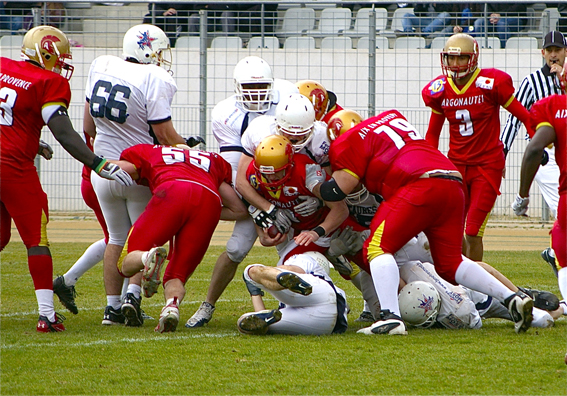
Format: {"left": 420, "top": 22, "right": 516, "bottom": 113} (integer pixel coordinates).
{"left": 519, "top": 125, "right": 556, "bottom": 198}
{"left": 235, "top": 154, "right": 273, "bottom": 212}
{"left": 294, "top": 199, "right": 349, "bottom": 246}
{"left": 83, "top": 101, "right": 96, "bottom": 137}
{"left": 151, "top": 119, "right": 186, "bottom": 146}
{"left": 219, "top": 181, "right": 248, "bottom": 221}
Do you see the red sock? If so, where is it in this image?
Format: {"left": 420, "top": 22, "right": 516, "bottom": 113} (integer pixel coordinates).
{"left": 28, "top": 254, "right": 53, "bottom": 290}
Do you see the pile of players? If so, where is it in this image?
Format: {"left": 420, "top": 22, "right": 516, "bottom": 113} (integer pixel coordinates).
{"left": 2, "top": 24, "right": 565, "bottom": 345}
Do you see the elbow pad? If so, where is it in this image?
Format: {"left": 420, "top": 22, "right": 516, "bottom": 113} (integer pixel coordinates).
{"left": 320, "top": 178, "right": 347, "bottom": 202}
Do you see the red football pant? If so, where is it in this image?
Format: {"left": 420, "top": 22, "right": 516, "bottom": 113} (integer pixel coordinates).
{"left": 552, "top": 194, "right": 566, "bottom": 270}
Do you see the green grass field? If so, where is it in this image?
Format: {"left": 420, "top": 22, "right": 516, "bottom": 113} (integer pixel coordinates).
{"left": 1, "top": 242, "right": 566, "bottom": 395}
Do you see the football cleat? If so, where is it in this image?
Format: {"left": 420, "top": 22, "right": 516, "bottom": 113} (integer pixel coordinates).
{"left": 141, "top": 247, "right": 167, "bottom": 298}
{"left": 185, "top": 301, "right": 215, "bottom": 328}
{"left": 354, "top": 311, "right": 375, "bottom": 323}
{"left": 237, "top": 309, "right": 282, "bottom": 335}
{"left": 155, "top": 298, "right": 180, "bottom": 333}
{"left": 122, "top": 293, "right": 144, "bottom": 327}
{"left": 518, "top": 287, "right": 560, "bottom": 311}
{"left": 37, "top": 312, "right": 66, "bottom": 333}
{"left": 102, "top": 305, "right": 125, "bottom": 325}
{"left": 541, "top": 248, "right": 559, "bottom": 278}
{"left": 53, "top": 275, "right": 78, "bottom": 315}
{"left": 504, "top": 291, "right": 534, "bottom": 333}
{"left": 276, "top": 272, "right": 313, "bottom": 295}
{"left": 357, "top": 310, "right": 407, "bottom": 335}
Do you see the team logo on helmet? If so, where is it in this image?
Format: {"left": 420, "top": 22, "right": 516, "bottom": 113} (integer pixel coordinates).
{"left": 418, "top": 294, "right": 436, "bottom": 315}
{"left": 40, "top": 35, "right": 61, "bottom": 55}
{"left": 136, "top": 30, "right": 156, "bottom": 50}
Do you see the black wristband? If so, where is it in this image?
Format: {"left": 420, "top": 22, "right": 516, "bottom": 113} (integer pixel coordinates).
{"left": 90, "top": 155, "right": 104, "bottom": 171}
{"left": 312, "top": 226, "right": 326, "bottom": 237}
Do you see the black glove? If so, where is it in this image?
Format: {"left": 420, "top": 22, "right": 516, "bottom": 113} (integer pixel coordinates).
{"left": 541, "top": 150, "right": 549, "bottom": 166}
{"left": 185, "top": 136, "right": 205, "bottom": 148}
{"left": 248, "top": 205, "right": 274, "bottom": 228}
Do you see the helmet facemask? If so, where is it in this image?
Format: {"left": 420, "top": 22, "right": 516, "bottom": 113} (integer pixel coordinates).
{"left": 21, "top": 25, "right": 74, "bottom": 80}
{"left": 254, "top": 135, "right": 295, "bottom": 191}
{"left": 235, "top": 82, "right": 274, "bottom": 113}
{"left": 441, "top": 34, "right": 479, "bottom": 80}
{"left": 276, "top": 124, "right": 314, "bottom": 152}
{"left": 275, "top": 94, "right": 316, "bottom": 152}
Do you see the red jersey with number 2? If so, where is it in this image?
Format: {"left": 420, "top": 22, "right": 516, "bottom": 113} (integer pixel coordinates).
{"left": 422, "top": 68, "right": 516, "bottom": 166}
{"left": 120, "top": 144, "right": 232, "bottom": 200}
{"left": 330, "top": 109, "right": 457, "bottom": 200}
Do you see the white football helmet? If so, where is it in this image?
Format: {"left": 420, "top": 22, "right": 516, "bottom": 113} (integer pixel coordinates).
{"left": 233, "top": 56, "right": 274, "bottom": 113}
{"left": 123, "top": 24, "right": 172, "bottom": 72}
{"left": 302, "top": 251, "right": 331, "bottom": 276}
{"left": 275, "top": 94, "right": 316, "bottom": 152}
{"left": 398, "top": 281, "right": 441, "bottom": 328}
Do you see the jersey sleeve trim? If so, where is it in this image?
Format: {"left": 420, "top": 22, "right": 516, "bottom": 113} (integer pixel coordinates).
{"left": 536, "top": 121, "right": 553, "bottom": 131}
{"left": 502, "top": 95, "right": 515, "bottom": 108}
{"left": 431, "top": 108, "right": 442, "bottom": 115}
{"left": 342, "top": 168, "right": 360, "bottom": 180}
{"left": 147, "top": 116, "right": 172, "bottom": 125}
{"left": 42, "top": 101, "right": 67, "bottom": 110}
{"left": 220, "top": 145, "right": 245, "bottom": 153}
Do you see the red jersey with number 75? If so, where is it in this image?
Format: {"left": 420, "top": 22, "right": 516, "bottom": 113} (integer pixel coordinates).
{"left": 530, "top": 95, "right": 567, "bottom": 195}
{"left": 330, "top": 109, "right": 457, "bottom": 200}
{"left": 422, "top": 68, "right": 516, "bottom": 166}
{"left": 0, "top": 57, "right": 71, "bottom": 181}
{"left": 120, "top": 144, "right": 232, "bottom": 202}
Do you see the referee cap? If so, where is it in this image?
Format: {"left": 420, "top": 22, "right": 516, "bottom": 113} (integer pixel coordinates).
{"left": 543, "top": 31, "right": 566, "bottom": 49}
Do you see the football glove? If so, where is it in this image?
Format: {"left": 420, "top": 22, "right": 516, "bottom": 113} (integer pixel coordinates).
{"left": 511, "top": 194, "right": 529, "bottom": 216}
{"left": 185, "top": 136, "right": 206, "bottom": 148}
{"left": 541, "top": 150, "right": 549, "bottom": 166}
{"left": 95, "top": 159, "right": 134, "bottom": 186}
{"left": 294, "top": 195, "right": 321, "bottom": 217}
{"left": 328, "top": 226, "right": 359, "bottom": 257}
{"left": 269, "top": 206, "right": 298, "bottom": 234}
{"left": 305, "top": 163, "right": 326, "bottom": 192}
{"left": 328, "top": 255, "right": 354, "bottom": 277}
{"left": 38, "top": 140, "right": 54, "bottom": 160}
{"left": 248, "top": 205, "right": 274, "bottom": 228}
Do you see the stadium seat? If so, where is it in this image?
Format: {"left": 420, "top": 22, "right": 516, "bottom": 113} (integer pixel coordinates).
{"left": 541, "top": 8, "right": 561, "bottom": 32}
{"left": 175, "top": 36, "right": 201, "bottom": 49}
{"left": 247, "top": 36, "right": 280, "bottom": 49}
{"left": 320, "top": 36, "right": 352, "bottom": 50}
{"left": 506, "top": 37, "right": 538, "bottom": 49}
{"left": 390, "top": 7, "right": 413, "bottom": 33}
{"left": 0, "top": 35, "right": 23, "bottom": 47}
{"left": 429, "top": 36, "right": 447, "bottom": 50}
{"left": 394, "top": 36, "right": 426, "bottom": 49}
{"left": 477, "top": 36, "right": 501, "bottom": 49}
{"left": 283, "top": 36, "right": 315, "bottom": 49}
{"left": 276, "top": 7, "right": 316, "bottom": 37}
{"left": 210, "top": 36, "right": 243, "bottom": 49}
{"left": 305, "top": 7, "right": 352, "bottom": 37}
{"left": 346, "top": 8, "right": 388, "bottom": 37}
{"left": 357, "top": 36, "right": 390, "bottom": 50}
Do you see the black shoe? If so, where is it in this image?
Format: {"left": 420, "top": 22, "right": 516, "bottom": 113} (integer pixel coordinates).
{"left": 102, "top": 306, "right": 125, "bottom": 325}
{"left": 541, "top": 248, "right": 559, "bottom": 278}
{"left": 122, "top": 293, "right": 144, "bottom": 327}
{"left": 276, "top": 272, "right": 313, "bottom": 296}
{"left": 504, "top": 291, "right": 534, "bottom": 334}
{"left": 53, "top": 276, "right": 78, "bottom": 315}
{"left": 518, "top": 287, "right": 560, "bottom": 311}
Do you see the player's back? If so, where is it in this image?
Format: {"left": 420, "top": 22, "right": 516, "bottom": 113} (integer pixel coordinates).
{"left": 0, "top": 57, "right": 71, "bottom": 179}
{"left": 86, "top": 55, "right": 177, "bottom": 160}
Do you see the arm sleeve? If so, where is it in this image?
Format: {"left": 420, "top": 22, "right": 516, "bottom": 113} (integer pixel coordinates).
{"left": 501, "top": 76, "right": 533, "bottom": 152}
{"left": 504, "top": 98, "right": 532, "bottom": 138}
{"left": 425, "top": 111, "right": 445, "bottom": 149}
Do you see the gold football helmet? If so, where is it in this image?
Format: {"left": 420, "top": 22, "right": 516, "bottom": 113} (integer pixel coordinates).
{"left": 254, "top": 135, "right": 294, "bottom": 190}
{"left": 326, "top": 109, "right": 363, "bottom": 142}
{"left": 441, "top": 33, "right": 479, "bottom": 79}
{"left": 296, "top": 80, "right": 329, "bottom": 121}
{"left": 21, "top": 25, "right": 73, "bottom": 79}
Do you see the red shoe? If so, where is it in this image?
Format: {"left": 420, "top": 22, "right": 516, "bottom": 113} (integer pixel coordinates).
{"left": 37, "top": 313, "right": 66, "bottom": 333}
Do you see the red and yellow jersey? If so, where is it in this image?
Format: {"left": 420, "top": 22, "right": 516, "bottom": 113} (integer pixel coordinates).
{"left": 530, "top": 95, "right": 567, "bottom": 195}
{"left": 330, "top": 109, "right": 457, "bottom": 200}
{"left": 246, "top": 153, "right": 329, "bottom": 230}
{"left": 0, "top": 57, "right": 71, "bottom": 181}
{"left": 422, "top": 68, "right": 516, "bottom": 166}
{"left": 121, "top": 144, "right": 232, "bottom": 202}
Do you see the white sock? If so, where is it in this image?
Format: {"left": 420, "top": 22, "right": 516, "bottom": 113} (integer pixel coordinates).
{"left": 369, "top": 254, "right": 401, "bottom": 316}
{"left": 127, "top": 284, "right": 141, "bottom": 299}
{"left": 107, "top": 295, "right": 122, "bottom": 310}
{"left": 558, "top": 267, "right": 567, "bottom": 302}
{"left": 36, "top": 289, "right": 55, "bottom": 321}
{"left": 166, "top": 297, "right": 176, "bottom": 306}
{"left": 64, "top": 238, "right": 106, "bottom": 286}
{"left": 455, "top": 257, "right": 514, "bottom": 303}
{"left": 549, "top": 248, "right": 556, "bottom": 258}
{"left": 531, "top": 307, "right": 554, "bottom": 328}
{"left": 120, "top": 278, "right": 129, "bottom": 301}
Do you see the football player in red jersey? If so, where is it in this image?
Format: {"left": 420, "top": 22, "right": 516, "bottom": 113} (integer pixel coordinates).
{"left": 113, "top": 144, "right": 247, "bottom": 333}
{"left": 422, "top": 33, "right": 531, "bottom": 262}
{"left": 246, "top": 135, "right": 348, "bottom": 261}
{"left": 513, "top": 63, "right": 567, "bottom": 320}
{"left": 0, "top": 26, "right": 132, "bottom": 333}
{"left": 318, "top": 109, "right": 534, "bottom": 335}
{"left": 296, "top": 80, "right": 344, "bottom": 124}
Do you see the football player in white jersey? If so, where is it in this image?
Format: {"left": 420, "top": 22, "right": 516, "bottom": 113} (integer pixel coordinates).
{"left": 186, "top": 57, "right": 298, "bottom": 328}
{"left": 86, "top": 24, "right": 186, "bottom": 327}
{"left": 238, "top": 252, "right": 348, "bottom": 335}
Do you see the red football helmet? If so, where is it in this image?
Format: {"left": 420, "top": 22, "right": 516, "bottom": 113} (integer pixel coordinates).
{"left": 253, "top": 135, "right": 294, "bottom": 191}
{"left": 441, "top": 33, "right": 479, "bottom": 79}
{"left": 326, "top": 109, "right": 363, "bottom": 142}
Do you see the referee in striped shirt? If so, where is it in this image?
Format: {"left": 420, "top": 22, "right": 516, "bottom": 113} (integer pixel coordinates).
{"left": 502, "top": 30, "right": 566, "bottom": 270}
{"left": 502, "top": 30, "right": 566, "bottom": 216}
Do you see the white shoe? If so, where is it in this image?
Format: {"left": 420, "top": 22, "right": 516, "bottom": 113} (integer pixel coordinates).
{"left": 357, "top": 310, "right": 407, "bottom": 335}
{"left": 155, "top": 298, "right": 179, "bottom": 333}
{"left": 185, "top": 301, "right": 215, "bottom": 328}
{"left": 141, "top": 247, "right": 167, "bottom": 298}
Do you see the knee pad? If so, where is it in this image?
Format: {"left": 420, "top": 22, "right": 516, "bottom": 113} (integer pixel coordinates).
{"left": 243, "top": 264, "right": 264, "bottom": 288}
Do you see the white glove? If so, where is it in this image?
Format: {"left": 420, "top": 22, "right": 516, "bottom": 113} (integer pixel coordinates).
{"left": 294, "top": 195, "right": 321, "bottom": 217}
{"left": 96, "top": 159, "right": 134, "bottom": 186}
{"left": 38, "top": 140, "right": 53, "bottom": 160}
{"left": 305, "top": 164, "right": 326, "bottom": 192}
{"left": 328, "top": 226, "right": 359, "bottom": 257}
{"left": 248, "top": 205, "right": 274, "bottom": 228}
{"left": 269, "top": 206, "right": 298, "bottom": 234}
{"left": 511, "top": 194, "right": 529, "bottom": 216}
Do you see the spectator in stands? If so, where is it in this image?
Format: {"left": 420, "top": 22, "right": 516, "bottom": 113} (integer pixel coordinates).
{"left": 558, "top": 4, "right": 566, "bottom": 33}
{"left": 401, "top": 3, "right": 453, "bottom": 37}
{"left": 0, "top": 1, "right": 38, "bottom": 32}
{"left": 143, "top": 3, "right": 194, "bottom": 47}
{"left": 471, "top": 3, "right": 527, "bottom": 48}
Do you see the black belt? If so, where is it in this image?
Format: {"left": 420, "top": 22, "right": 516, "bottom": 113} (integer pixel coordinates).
{"left": 429, "top": 174, "right": 462, "bottom": 183}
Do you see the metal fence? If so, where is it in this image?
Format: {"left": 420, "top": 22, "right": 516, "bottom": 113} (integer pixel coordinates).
{"left": 1, "top": 0, "right": 564, "bottom": 220}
